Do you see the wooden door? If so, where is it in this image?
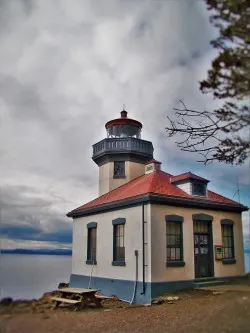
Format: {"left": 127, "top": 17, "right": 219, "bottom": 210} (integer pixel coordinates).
{"left": 194, "top": 221, "right": 212, "bottom": 279}
{"left": 194, "top": 234, "right": 210, "bottom": 278}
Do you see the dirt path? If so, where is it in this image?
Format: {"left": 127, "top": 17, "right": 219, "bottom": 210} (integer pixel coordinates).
{"left": 1, "top": 291, "right": 250, "bottom": 333}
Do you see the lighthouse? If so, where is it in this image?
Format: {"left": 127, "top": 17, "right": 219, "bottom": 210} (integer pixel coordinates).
{"left": 92, "top": 110, "right": 154, "bottom": 195}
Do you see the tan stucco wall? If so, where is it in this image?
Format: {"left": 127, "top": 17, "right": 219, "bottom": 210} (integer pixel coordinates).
{"left": 98, "top": 161, "right": 145, "bottom": 196}
{"left": 72, "top": 204, "right": 151, "bottom": 282}
{"left": 150, "top": 204, "right": 245, "bottom": 282}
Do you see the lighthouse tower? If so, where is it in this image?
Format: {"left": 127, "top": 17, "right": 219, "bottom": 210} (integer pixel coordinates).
{"left": 92, "top": 110, "right": 154, "bottom": 195}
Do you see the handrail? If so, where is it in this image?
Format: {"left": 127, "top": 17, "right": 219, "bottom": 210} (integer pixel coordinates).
{"left": 92, "top": 137, "right": 153, "bottom": 157}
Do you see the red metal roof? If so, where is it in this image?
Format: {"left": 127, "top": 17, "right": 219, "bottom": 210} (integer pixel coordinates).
{"left": 170, "top": 172, "right": 209, "bottom": 183}
{"left": 105, "top": 111, "right": 142, "bottom": 129}
{"left": 71, "top": 169, "right": 238, "bottom": 213}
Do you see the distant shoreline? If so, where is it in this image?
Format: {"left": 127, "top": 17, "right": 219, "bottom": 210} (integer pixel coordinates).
{"left": 1, "top": 248, "right": 249, "bottom": 255}
{"left": 1, "top": 249, "right": 72, "bottom": 256}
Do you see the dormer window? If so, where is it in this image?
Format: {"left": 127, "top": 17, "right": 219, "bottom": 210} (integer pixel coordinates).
{"left": 192, "top": 182, "right": 206, "bottom": 196}
{"left": 171, "top": 172, "right": 209, "bottom": 196}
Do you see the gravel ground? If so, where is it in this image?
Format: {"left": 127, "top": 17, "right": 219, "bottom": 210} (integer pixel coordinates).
{"left": 1, "top": 290, "right": 250, "bottom": 333}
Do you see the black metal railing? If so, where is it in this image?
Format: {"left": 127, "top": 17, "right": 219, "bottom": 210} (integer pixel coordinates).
{"left": 92, "top": 137, "right": 153, "bottom": 158}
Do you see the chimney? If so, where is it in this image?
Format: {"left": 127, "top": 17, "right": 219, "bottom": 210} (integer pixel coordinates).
{"left": 145, "top": 160, "right": 162, "bottom": 174}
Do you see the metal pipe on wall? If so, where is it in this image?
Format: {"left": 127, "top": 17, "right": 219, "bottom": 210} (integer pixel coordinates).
{"left": 141, "top": 201, "right": 146, "bottom": 295}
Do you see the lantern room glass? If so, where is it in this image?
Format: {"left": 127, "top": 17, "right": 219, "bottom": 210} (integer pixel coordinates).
{"left": 107, "top": 124, "right": 141, "bottom": 138}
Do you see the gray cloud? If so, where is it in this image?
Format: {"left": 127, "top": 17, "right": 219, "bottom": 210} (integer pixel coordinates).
{"left": 0, "top": 0, "right": 248, "bottom": 246}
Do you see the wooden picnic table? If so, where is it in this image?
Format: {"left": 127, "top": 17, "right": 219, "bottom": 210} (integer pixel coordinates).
{"left": 50, "top": 287, "right": 102, "bottom": 310}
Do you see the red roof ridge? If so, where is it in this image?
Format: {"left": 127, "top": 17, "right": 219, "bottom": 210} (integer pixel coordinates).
{"left": 170, "top": 171, "right": 209, "bottom": 183}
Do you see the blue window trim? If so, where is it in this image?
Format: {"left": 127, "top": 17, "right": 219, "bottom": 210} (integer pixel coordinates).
{"left": 112, "top": 218, "right": 126, "bottom": 265}
{"left": 166, "top": 261, "right": 185, "bottom": 267}
{"left": 86, "top": 222, "right": 97, "bottom": 264}
{"left": 165, "top": 214, "right": 183, "bottom": 223}
{"left": 222, "top": 258, "right": 236, "bottom": 265}
{"left": 165, "top": 215, "right": 185, "bottom": 266}
{"left": 87, "top": 222, "right": 97, "bottom": 229}
{"left": 221, "top": 220, "right": 235, "bottom": 262}
{"left": 220, "top": 219, "right": 234, "bottom": 226}
{"left": 192, "top": 213, "right": 213, "bottom": 222}
{"left": 112, "top": 218, "right": 126, "bottom": 225}
{"left": 112, "top": 261, "right": 126, "bottom": 266}
{"left": 86, "top": 260, "right": 97, "bottom": 265}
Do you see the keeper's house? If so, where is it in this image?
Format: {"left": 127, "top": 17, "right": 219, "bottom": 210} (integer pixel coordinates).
{"left": 67, "top": 110, "right": 248, "bottom": 304}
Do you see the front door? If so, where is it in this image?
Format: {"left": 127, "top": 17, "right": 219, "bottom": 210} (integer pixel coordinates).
{"left": 194, "top": 221, "right": 212, "bottom": 278}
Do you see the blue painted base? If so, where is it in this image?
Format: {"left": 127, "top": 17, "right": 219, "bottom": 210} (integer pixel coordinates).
{"left": 70, "top": 273, "right": 248, "bottom": 304}
{"left": 70, "top": 274, "right": 151, "bottom": 304}
{"left": 151, "top": 280, "right": 194, "bottom": 299}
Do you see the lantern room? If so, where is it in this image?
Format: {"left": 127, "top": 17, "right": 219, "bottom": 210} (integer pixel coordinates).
{"left": 105, "top": 110, "right": 142, "bottom": 139}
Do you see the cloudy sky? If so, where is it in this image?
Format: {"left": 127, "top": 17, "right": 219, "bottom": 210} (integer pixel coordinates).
{"left": 0, "top": 0, "right": 249, "bottom": 251}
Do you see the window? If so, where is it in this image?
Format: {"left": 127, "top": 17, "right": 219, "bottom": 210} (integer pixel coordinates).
{"left": 113, "top": 161, "right": 125, "bottom": 178}
{"left": 112, "top": 218, "right": 126, "bottom": 266}
{"left": 165, "top": 215, "right": 185, "bottom": 267}
{"left": 193, "top": 220, "right": 209, "bottom": 233}
{"left": 86, "top": 222, "right": 97, "bottom": 264}
{"left": 222, "top": 224, "right": 235, "bottom": 260}
{"left": 192, "top": 182, "right": 206, "bottom": 196}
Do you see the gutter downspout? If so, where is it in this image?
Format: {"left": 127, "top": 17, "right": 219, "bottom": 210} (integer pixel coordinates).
{"left": 130, "top": 250, "right": 138, "bottom": 304}
{"left": 88, "top": 259, "right": 95, "bottom": 289}
{"left": 141, "top": 201, "right": 146, "bottom": 295}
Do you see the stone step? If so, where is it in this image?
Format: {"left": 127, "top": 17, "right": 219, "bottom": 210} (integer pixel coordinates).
{"left": 194, "top": 277, "right": 218, "bottom": 283}
{"left": 194, "top": 280, "right": 226, "bottom": 288}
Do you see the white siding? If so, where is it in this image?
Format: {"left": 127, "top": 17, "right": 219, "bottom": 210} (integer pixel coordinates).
{"left": 72, "top": 204, "right": 151, "bottom": 282}
{"left": 176, "top": 181, "right": 192, "bottom": 194}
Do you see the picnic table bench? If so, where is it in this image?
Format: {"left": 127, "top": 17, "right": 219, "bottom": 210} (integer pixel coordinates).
{"left": 50, "top": 287, "right": 102, "bottom": 310}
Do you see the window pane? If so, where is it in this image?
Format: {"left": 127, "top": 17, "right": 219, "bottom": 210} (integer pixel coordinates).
{"left": 88, "top": 228, "right": 97, "bottom": 261}
{"left": 171, "top": 248, "right": 176, "bottom": 260}
{"left": 194, "top": 221, "right": 209, "bottom": 233}
{"left": 193, "top": 183, "right": 206, "bottom": 196}
{"left": 222, "top": 225, "right": 234, "bottom": 260}
{"left": 175, "top": 223, "right": 181, "bottom": 234}
{"left": 166, "top": 221, "right": 183, "bottom": 262}
{"left": 114, "top": 224, "right": 125, "bottom": 261}
{"left": 114, "top": 161, "right": 125, "bottom": 177}
{"left": 169, "top": 235, "right": 175, "bottom": 246}
{"left": 167, "top": 248, "right": 171, "bottom": 260}
{"left": 167, "top": 222, "right": 173, "bottom": 234}
{"left": 119, "top": 225, "right": 124, "bottom": 237}
{"left": 175, "top": 235, "right": 181, "bottom": 245}
{"left": 176, "top": 248, "right": 181, "bottom": 260}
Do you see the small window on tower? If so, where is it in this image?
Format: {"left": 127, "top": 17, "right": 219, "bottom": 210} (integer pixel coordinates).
{"left": 113, "top": 161, "right": 125, "bottom": 178}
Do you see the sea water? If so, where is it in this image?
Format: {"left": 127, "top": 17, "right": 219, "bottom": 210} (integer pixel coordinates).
{"left": 0, "top": 253, "right": 249, "bottom": 300}
{"left": 0, "top": 254, "right": 71, "bottom": 300}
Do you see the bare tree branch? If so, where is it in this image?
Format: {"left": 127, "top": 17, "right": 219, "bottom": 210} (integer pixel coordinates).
{"left": 166, "top": 100, "right": 250, "bottom": 165}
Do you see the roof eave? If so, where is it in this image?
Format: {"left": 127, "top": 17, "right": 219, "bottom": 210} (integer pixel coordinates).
{"left": 66, "top": 194, "right": 248, "bottom": 218}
